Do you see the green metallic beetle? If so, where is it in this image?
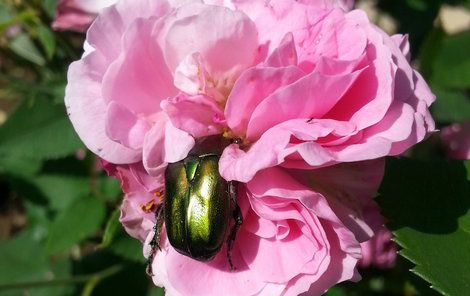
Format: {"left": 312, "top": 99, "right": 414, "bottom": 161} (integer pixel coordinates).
{"left": 146, "top": 136, "right": 242, "bottom": 275}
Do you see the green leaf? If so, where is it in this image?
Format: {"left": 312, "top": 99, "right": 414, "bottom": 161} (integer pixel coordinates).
{"left": 430, "top": 31, "right": 470, "bottom": 89}
{"left": 98, "top": 176, "right": 122, "bottom": 202}
{"left": 32, "top": 175, "right": 89, "bottom": 211}
{"left": 465, "top": 161, "right": 470, "bottom": 181}
{"left": 109, "top": 234, "right": 145, "bottom": 263}
{"left": 406, "top": 0, "right": 428, "bottom": 11}
{"left": 418, "top": 27, "right": 445, "bottom": 80}
{"left": 432, "top": 88, "right": 470, "bottom": 123}
{"left": 377, "top": 157, "right": 470, "bottom": 296}
{"left": 0, "top": 2, "right": 13, "bottom": 24}
{"left": 100, "top": 209, "right": 121, "bottom": 249}
{"left": 42, "top": 0, "right": 59, "bottom": 18}
{"left": 0, "top": 230, "right": 72, "bottom": 296}
{"left": 9, "top": 33, "right": 45, "bottom": 66}
{"left": 148, "top": 287, "right": 165, "bottom": 296}
{"left": 46, "top": 197, "right": 106, "bottom": 255}
{"left": 37, "top": 25, "right": 56, "bottom": 60}
{"left": 324, "top": 287, "right": 347, "bottom": 296}
{"left": 0, "top": 155, "right": 42, "bottom": 176}
{"left": 24, "top": 201, "right": 52, "bottom": 242}
{"left": 0, "top": 99, "right": 83, "bottom": 161}
{"left": 0, "top": 231, "right": 49, "bottom": 285}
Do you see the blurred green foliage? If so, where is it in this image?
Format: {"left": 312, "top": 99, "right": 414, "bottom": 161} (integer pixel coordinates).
{"left": 0, "top": 1, "right": 163, "bottom": 295}
{"left": 0, "top": 0, "right": 468, "bottom": 295}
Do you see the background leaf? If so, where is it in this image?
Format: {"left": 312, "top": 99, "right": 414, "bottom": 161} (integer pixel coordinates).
{"left": 429, "top": 31, "right": 470, "bottom": 89}
{"left": 377, "top": 157, "right": 470, "bottom": 295}
{"left": 100, "top": 209, "right": 121, "bottom": 249}
{"left": 0, "top": 230, "right": 73, "bottom": 296}
{"left": 432, "top": 88, "right": 470, "bottom": 123}
{"left": 9, "top": 33, "right": 45, "bottom": 66}
{"left": 0, "top": 99, "right": 83, "bottom": 161}
{"left": 37, "top": 25, "right": 56, "bottom": 60}
{"left": 46, "top": 196, "right": 106, "bottom": 255}
{"left": 32, "top": 175, "right": 89, "bottom": 211}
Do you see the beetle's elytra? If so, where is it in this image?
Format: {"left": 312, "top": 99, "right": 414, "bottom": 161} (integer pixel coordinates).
{"left": 146, "top": 136, "right": 242, "bottom": 275}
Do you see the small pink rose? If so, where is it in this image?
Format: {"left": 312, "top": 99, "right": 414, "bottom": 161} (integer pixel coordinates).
{"left": 52, "top": 0, "right": 118, "bottom": 32}
{"left": 359, "top": 227, "right": 397, "bottom": 269}
{"left": 440, "top": 122, "right": 470, "bottom": 160}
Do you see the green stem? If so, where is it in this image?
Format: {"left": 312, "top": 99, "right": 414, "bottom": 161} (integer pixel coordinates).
{"left": 0, "top": 264, "right": 123, "bottom": 291}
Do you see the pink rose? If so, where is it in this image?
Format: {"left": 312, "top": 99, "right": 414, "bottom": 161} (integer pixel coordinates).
{"left": 131, "top": 159, "right": 383, "bottom": 296}
{"left": 52, "top": 0, "right": 117, "bottom": 32}
{"left": 359, "top": 227, "right": 397, "bottom": 269}
{"left": 440, "top": 122, "right": 470, "bottom": 160}
{"left": 64, "top": 0, "right": 434, "bottom": 294}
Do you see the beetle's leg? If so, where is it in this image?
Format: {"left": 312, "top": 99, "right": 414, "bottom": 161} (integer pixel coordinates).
{"left": 227, "top": 181, "right": 243, "bottom": 271}
{"left": 146, "top": 205, "right": 164, "bottom": 276}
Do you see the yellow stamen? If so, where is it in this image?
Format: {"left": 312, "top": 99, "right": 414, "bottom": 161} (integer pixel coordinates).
{"left": 141, "top": 199, "right": 157, "bottom": 213}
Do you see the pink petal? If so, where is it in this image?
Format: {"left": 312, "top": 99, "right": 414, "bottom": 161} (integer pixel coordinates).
{"left": 87, "top": 0, "right": 171, "bottom": 63}
{"left": 241, "top": 226, "right": 319, "bottom": 283}
{"left": 246, "top": 68, "right": 364, "bottom": 140}
{"left": 225, "top": 66, "right": 305, "bottom": 136}
{"left": 326, "top": 58, "right": 394, "bottom": 131}
{"left": 296, "top": 9, "right": 368, "bottom": 72}
{"left": 327, "top": 137, "right": 393, "bottom": 162}
{"left": 162, "top": 93, "right": 225, "bottom": 138}
{"left": 173, "top": 52, "right": 207, "bottom": 95}
{"left": 142, "top": 116, "right": 195, "bottom": 176}
{"left": 163, "top": 120, "right": 196, "bottom": 163}
{"left": 231, "top": 1, "right": 332, "bottom": 58}
{"left": 120, "top": 197, "right": 155, "bottom": 241}
{"left": 245, "top": 167, "right": 362, "bottom": 293}
{"left": 65, "top": 52, "right": 141, "bottom": 163}
{"left": 293, "top": 159, "right": 385, "bottom": 242}
{"left": 265, "top": 32, "right": 298, "bottom": 67}
{"left": 297, "top": 227, "right": 361, "bottom": 296}
{"left": 164, "top": 4, "right": 258, "bottom": 78}
{"left": 363, "top": 101, "right": 415, "bottom": 143}
{"left": 315, "top": 54, "right": 366, "bottom": 76}
{"left": 160, "top": 243, "right": 265, "bottom": 296}
{"left": 219, "top": 127, "right": 291, "bottom": 183}
{"left": 221, "top": 119, "right": 356, "bottom": 182}
{"left": 102, "top": 18, "right": 177, "bottom": 115}
{"left": 105, "top": 102, "right": 150, "bottom": 150}
{"left": 391, "top": 34, "right": 411, "bottom": 61}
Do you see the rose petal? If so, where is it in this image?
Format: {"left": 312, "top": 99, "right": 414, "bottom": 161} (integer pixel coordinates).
{"left": 102, "top": 18, "right": 177, "bottom": 115}
{"left": 142, "top": 116, "right": 195, "bottom": 175}
{"left": 246, "top": 68, "right": 364, "bottom": 140}
{"left": 265, "top": 32, "right": 298, "bottom": 67}
{"left": 164, "top": 4, "right": 258, "bottom": 79}
{"left": 162, "top": 93, "right": 225, "bottom": 138}
{"left": 105, "top": 101, "right": 150, "bottom": 150}
{"left": 225, "top": 65, "right": 305, "bottom": 136}
{"left": 65, "top": 52, "right": 141, "bottom": 163}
